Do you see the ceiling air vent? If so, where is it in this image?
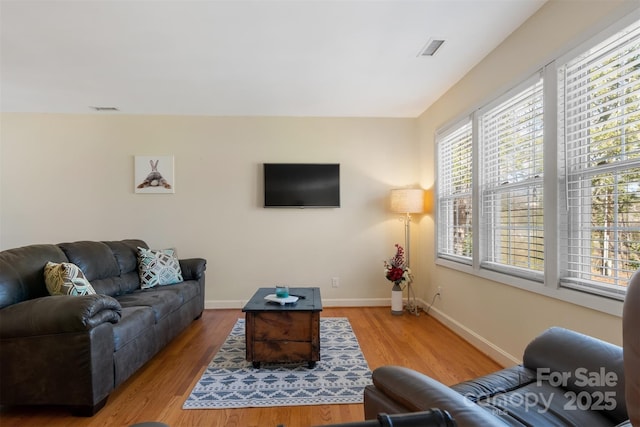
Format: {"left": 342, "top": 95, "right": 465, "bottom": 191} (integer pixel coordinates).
{"left": 418, "top": 39, "right": 445, "bottom": 57}
{"left": 90, "top": 106, "right": 120, "bottom": 112}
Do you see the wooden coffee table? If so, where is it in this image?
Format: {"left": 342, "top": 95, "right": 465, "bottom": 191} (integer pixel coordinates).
{"left": 242, "top": 287, "right": 322, "bottom": 368}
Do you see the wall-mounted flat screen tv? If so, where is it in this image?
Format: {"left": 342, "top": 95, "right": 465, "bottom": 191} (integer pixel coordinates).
{"left": 264, "top": 163, "right": 340, "bottom": 208}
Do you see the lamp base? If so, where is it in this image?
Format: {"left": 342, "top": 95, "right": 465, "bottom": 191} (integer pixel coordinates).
{"left": 406, "top": 282, "right": 420, "bottom": 316}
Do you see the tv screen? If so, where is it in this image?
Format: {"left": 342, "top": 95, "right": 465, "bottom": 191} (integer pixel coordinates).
{"left": 264, "top": 163, "right": 340, "bottom": 208}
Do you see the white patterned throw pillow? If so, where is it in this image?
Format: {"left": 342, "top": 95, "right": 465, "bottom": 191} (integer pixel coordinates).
{"left": 44, "top": 262, "right": 97, "bottom": 296}
{"left": 137, "top": 247, "right": 183, "bottom": 289}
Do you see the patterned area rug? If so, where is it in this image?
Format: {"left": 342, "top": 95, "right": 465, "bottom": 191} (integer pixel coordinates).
{"left": 183, "top": 317, "right": 372, "bottom": 409}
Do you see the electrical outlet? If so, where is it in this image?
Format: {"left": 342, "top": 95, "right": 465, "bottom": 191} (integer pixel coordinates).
{"left": 332, "top": 277, "right": 340, "bottom": 288}
{"left": 437, "top": 286, "right": 442, "bottom": 297}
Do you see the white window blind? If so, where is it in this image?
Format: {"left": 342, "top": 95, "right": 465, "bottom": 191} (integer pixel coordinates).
{"left": 437, "top": 121, "right": 473, "bottom": 262}
{"left": 559, "top": 19, "right": 640, "bottom": 297}
{"left": 480, "top": 76, "right": 545, "bottom": 279}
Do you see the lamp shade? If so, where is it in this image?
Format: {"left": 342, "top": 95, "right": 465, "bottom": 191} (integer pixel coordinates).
{"left": 390, "top": 188, "right": 424, "bottom": 214}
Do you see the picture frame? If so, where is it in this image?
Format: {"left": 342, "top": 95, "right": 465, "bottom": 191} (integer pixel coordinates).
{"left": 134, "top": 155, "right": 175, "bottom": 194}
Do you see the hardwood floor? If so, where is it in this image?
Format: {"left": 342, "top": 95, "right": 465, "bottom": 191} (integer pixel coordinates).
{"left": 0, "top": 307, "right": 501, "bottom": 427}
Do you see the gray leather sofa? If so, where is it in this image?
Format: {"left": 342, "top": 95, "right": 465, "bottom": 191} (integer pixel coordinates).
{"left": 365, "top": 288, "right": 638, "bottom": 426}
{"left": 0, "top": 239, "right": 206, "bottom": 415}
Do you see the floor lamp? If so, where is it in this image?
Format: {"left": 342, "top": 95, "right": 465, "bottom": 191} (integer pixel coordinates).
{"left": 390, "top": 188, "right": 424, "bottom": 316}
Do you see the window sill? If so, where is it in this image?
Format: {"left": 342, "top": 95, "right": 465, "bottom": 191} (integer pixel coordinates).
{"left": 435, "top": 257, "right": 624, "bottom": 317}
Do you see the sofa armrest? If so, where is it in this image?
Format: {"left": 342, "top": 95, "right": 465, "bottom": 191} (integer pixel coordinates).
{"left": 450, "top": 365, "right": 536, "bottom": 403}
{"left": 371, "top": 366, "right": 508, "bottom": 426}
{"left": 0, "top": 294, "right": 121, "bottom": 338}
{"left": 180, "top": 258, "right": 207, "bottom": 281}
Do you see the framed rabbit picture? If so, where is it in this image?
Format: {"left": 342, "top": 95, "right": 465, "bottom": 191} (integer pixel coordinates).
{"left": 134, "top": 156, "right": 175, "bottom": 194}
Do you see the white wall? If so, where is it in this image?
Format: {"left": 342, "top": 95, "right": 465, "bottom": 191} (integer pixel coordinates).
{"left": 416, "top": 0, "right": 637, "bottom": 365}
{"left": 0, "top": 114, "right": 421, "bottom": 306}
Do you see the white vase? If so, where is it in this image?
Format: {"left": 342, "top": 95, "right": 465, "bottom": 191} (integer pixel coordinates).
{"left": 391, "top": 283, "right": 403, "bottom": 315}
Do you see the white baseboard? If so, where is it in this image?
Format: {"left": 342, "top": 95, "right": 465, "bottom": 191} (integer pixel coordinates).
{"left": 205, "top": 300, "right": 246, "bottom": 309}
{"left": 318, "top": 298, "right": 390, "bottom": 307}
{"left": 204, "top": 298, "right": 389, "bottom": 310}
{"left": 204, "top": 297, "right": 519, "bottom": 367}
{"left": 426, "top": 306, "right": 520, "bottom": 367}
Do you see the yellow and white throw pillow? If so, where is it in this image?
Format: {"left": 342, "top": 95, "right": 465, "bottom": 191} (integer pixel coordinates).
{"left": 44, "top": 262, "right": 96, "bottom": 296}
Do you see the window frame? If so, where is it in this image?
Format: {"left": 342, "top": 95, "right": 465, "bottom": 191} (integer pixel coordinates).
{"left": 557, "top": 20, "right": 640, "bottom": 299}
{"left": 435, "top": 118, "right": 474, "bottom": 265}
{"left": 478, "top": 73, "right": 546, "bottom": 281}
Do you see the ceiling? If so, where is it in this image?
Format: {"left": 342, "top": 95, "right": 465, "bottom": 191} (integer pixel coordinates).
{"left": 0, "top": 0, "right": 547, "bottom": 118}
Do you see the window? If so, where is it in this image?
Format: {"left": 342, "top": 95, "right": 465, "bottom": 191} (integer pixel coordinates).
{"left": 434, "top": 11, "right": 640, "bottom": 308}
{"left": 480, "top": 76, "right": 545, "bottom": 279}
{"left": 437, "top": 121, "right": 473, "bottom": 263}
{"left": 559, "top": 19, "right": 640, "bottom": 297}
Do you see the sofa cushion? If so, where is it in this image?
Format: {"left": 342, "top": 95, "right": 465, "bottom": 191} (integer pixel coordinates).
{"left": 104, "top": 240, "right": 148, "bottom": 294}
{"left": 112, "top": 306, "right": 156, "bottom": 351}
{"left": 137, "top": 247, "right": 183, "bottom": 289}
{"left": 118, "top": 271, "right": 141, "bottom": 294}
{"left": 89, "top": 277, "right": 124, "bottom": 297}
{"left": 58, "top": 241, "right": 120, "bottom": 282}
{"left": 115, "top": 289, "right": 182, "bottom": 322}
{"left": 165, "top": 280, "right": 200, "bottom": 303}
{"left": 43, "top": 262, "right": 96, "bottom": 296}
{"left": 104, "top": 240, "right": 147, "bottom": 275}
